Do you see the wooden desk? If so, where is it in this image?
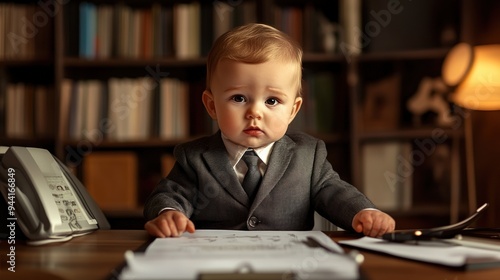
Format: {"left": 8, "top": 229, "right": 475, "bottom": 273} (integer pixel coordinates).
{"left": 0, "top": 230, "right": 150, "bottom": 280}
{"left": 1, "top": 230, "right": 500, "bottom": 280}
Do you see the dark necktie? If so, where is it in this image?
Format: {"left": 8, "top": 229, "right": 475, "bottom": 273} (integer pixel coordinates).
{"left": 241, "top": 150, "right": 262, "bottom": 201}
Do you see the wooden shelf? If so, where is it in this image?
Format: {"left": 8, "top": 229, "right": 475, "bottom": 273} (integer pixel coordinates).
{"left": 63, "top": 57, "right": 207, "bottom": 67}
{"left": 359, "top": 128, "right": 464, "bottom": 142}
{"left": 0, "top": 58, "right": 53, "bottom": 67}
{"left": 302, "top": 53, "right": 345, "bottom": 63}
{"left": 358, "top": 48, "right": 451, "bottom": 62}
{"left": 63, "top": 54, "right": 345, "bottom": 67}
{"left": 0, "top": 137, "right": 54, "bottom": 148}
{"left": 61, "top": 135, "right": 208, "bottom": 149}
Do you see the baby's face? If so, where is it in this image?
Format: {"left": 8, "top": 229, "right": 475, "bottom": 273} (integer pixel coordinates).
{"left": 203, "top": 59, "right": 302, "bottom": 148}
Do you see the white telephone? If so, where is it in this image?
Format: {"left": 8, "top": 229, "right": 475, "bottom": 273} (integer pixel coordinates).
{"left": 0, "top": 146, "right": 110, "bottom": 244}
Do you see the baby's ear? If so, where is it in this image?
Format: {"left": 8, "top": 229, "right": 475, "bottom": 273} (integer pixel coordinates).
{"left": 288, "top": 96, "right": 303, "bottom": 123}
{"left": 202, "top": 90, "right": 217, "bottom": 120}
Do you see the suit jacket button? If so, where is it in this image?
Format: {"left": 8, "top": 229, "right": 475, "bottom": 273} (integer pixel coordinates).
{"left": 248, "top": 216, "right": 259, "bottom": 228}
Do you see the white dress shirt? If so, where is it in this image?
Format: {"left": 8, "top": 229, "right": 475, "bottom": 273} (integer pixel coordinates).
{"left": 220, "top": 133, "right": 273, "bottom": 184}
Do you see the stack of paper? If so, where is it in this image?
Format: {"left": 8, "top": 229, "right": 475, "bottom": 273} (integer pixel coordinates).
{"left": 119, "top": 230, "right": 360, "bottom": 279}
{"left": 340, "top": 237, "right": 500, "bottom": 270}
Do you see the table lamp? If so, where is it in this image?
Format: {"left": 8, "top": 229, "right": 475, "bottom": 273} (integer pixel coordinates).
{"left": 442, "top": 43, "right": 500, "bottom": 214}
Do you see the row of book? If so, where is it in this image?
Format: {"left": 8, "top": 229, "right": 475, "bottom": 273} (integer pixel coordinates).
{"left": 0, "top": 82, "right": 54, "bottom": 139}
{"left": 59, "top": 77, "right": 189, "bottom": 142}
{"left": 291, "top": 72, "right": 340, "bottom": 134}
{"left": 0, "top": 71, "right": 344, "bottom": 141}
{"left": 0, "top": 3, "right": 53, "bottom": 60}
{"left": 73, "top": 1, "right": 257, "bottom": 59}
{"left": 70, "top": 1, "right": 340, "bottom": 59}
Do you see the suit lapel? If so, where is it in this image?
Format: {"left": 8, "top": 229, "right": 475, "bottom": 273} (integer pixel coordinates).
{"left": 251, "top": 135, "right": 295, "bottom": 212}
{"left": 202, "top": 133, "right": 250, "bottom": 207}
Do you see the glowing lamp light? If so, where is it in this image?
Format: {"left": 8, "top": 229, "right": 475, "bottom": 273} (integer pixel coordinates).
{"left": 441, "top": 43, "right": 500, "bottom": 215}
{"left": 442, "top": 43, "right": 500, "bottom": 111}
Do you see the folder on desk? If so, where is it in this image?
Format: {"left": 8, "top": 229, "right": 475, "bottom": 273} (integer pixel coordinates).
{"left": 340, "top": 236, "right": 500, "bottom": 270}
{"left": 118, "top": 230, "right": 361, "bottom": 280}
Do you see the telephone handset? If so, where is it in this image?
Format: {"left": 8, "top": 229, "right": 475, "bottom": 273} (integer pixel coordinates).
{"left": 0, "top": 146, "right": 109, "bottom": 244}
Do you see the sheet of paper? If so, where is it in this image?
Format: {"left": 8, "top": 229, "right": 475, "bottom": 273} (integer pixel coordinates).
{"left": 340, "top": 237, "right": 500, "bottom": 268}
{"left": 119, "top": 230, "right": 359, "bottom": 280}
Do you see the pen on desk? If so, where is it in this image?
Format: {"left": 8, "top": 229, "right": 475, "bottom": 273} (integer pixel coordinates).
{"left": 306, "top": 237, "right": 365, "bottom": 264}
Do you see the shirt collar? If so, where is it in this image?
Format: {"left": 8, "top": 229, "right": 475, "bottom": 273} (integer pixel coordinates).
{"left": 221, "top": 133, "right": 274, "bottom": 168}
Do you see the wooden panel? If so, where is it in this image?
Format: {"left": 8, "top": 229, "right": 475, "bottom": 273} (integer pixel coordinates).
{"left": 83, "top": 152, "right": 138, "bottom": 211}
{"left": 471, "top": 111, "right": 500, "bottom": 228}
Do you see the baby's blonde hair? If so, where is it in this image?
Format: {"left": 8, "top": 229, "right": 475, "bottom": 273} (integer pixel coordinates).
{"left": 206, "top": 23, "right": 303, "bottom": 96}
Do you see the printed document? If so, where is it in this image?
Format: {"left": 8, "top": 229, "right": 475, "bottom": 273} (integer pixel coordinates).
{"left": 119, "top": 230, "right": 359, "bottom": 279}
{"left": 340, "top": 236, "right": 500, "bottom": 269}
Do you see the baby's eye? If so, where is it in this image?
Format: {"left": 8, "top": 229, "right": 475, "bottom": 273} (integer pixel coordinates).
{"left": 231, "top": 95, "right": 246, "bottom": 103}
{"left": 265, "top": 98, "right": 279, "bottom": 106}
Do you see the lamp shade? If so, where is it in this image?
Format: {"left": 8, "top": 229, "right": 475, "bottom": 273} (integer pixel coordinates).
{"left": 442, "top": 43, "right": 500, "bottom": 111}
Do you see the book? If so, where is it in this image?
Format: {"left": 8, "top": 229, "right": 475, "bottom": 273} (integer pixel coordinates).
{"left": 34, "top": 85, "right": 54, "bottom": 138}
{"left": 173, "top": 2, "right": 200, "bottom": 58}
{"left": 5, "top": 83, "right": 25, "bottom": 138}
{"left": 362, "top": 141, "right": 412, "bottom": 211}
{"left": 24, "top": 5, "right": 36, "bottom": 59}
{"left": 116, "top": 4, "right": 132, "bottom": 58}
{"left": 69, "top": 80, "right": 87, "bottom": 140}
{"left": 312, "top": 72, "right": 336, "bottom": 133}
{"left": 151, "top": 3, "right": 162, "bottom": 58}
{"left": 292, "top": 71, "right": 337, "bottom": 133}
{"left": 161, "top": 5, "right": 174, "bottom": 57}
{"left": 275, "top": 6, "right": 303, "bottom": 48}
{"left": 303, "top": 4, "right": 322, "bottom": 53}
{"left": 96, "top": 5, "right": 113, "bottom": 58}
{"left": 141, "top": 9, "right": 153, "bottom": 59}
{"left": 23, "top": 84, "right": 35, "bottom": 138}
{"left": 58, "top": 79, "right": 72, "bottom": 140}
{"left": 79, "top": 2, "right": 97, "bottom": 59}
{"left": 83, "top": 152, "right": 138, "bottom": 211}
{"left": 83, "top": 80, "right": 104, "bottom": 142}
{"left": 159, "top": 78, "right": 189, "bottom": 139}
{"left": 131, "top": 77, "right": 154, "bottom": 140}
{"left": 187, "top": 3, "right": 200, "bottom": 58}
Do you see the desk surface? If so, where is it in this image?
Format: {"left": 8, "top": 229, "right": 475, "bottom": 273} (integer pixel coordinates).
{"left": 1, "top": 230, "right": 500, "bottom": 280}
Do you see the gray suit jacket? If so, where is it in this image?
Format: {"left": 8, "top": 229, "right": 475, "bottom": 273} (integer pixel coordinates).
{"left": 143, "top": 131, "right": 375, "bottom": 232}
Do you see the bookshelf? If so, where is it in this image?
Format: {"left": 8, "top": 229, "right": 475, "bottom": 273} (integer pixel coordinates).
{"left": 4, "top": 0, "right": 493, "bottom": 228}
{"left": 0, "top": 1, "right": 55, "bottom": 150}
{"left": 349, "top": 0, "right": 466, "bottom": 225}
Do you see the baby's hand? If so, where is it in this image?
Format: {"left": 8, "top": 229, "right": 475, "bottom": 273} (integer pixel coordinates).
{"left": 145, "top": 210, "right": 195, "bottom": 238}
{"left": 352, "top": 209, "right": 395, "bottom": 238}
